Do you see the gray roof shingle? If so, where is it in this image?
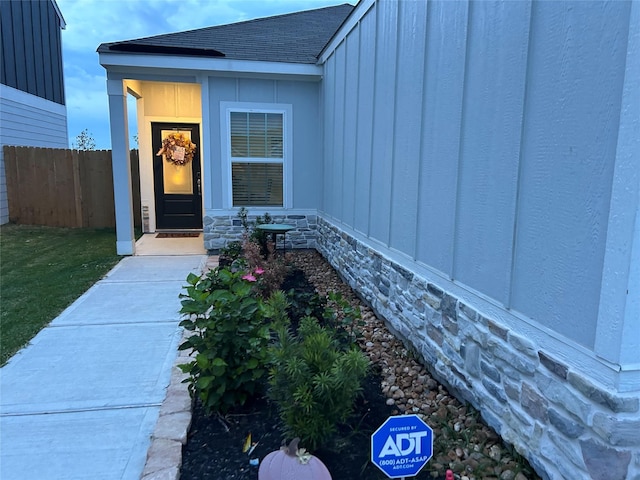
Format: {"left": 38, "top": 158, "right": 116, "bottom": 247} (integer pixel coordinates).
{"left": 97, "top": 4, "right": 354, "bottom": 64}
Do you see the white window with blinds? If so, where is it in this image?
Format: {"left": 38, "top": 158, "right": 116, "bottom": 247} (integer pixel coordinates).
{"left": 223, "top": 105, "right": 291, "bottom": 208}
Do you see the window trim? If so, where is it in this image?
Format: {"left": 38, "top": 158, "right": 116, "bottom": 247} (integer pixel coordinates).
{"left": 220, "top": 102, "right": 293, "bottom": 209}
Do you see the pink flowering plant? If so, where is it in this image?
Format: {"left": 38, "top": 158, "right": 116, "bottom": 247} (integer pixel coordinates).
{"left": 242, "top": 239, "right": 288, "bottom": 298}
{"left": 242, "top": 273, "right": 257, "bottom": 282}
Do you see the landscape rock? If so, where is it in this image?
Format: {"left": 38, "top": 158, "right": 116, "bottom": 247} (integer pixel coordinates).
{"left": 291, "top": 251, "right": 541, "bottom": 480}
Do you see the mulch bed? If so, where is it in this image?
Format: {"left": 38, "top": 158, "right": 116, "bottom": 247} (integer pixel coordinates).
{"left": 180, "top": 261, "right": 439, "bottom": 479}
{"left": 180, "top": 251, "right": 539, "bottom": 480}
{"left": 181, "top": 371, "right": 435, "bottom": 479}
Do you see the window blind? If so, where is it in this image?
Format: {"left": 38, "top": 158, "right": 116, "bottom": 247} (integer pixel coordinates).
{"left": 230, "top": 112, "right": 283, "bottom": 159}
{"left": 232, "top": 163, "right": 283, "bottom": 206}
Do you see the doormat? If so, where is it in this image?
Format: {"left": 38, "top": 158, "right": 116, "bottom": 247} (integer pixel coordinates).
{"left": 156, "top": 232, "right": 200, "bottom": 238}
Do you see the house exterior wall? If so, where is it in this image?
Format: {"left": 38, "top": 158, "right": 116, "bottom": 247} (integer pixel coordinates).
{"left": 318, "top": 1, "right": 639, "bottom": 479}
{"left": 0, "top": 0, "right": 67, "bottom": 225}
{"left": 202, "top": 76, "right": 322, "bottom": 251}
{"left": 0, "top": 0, "right": 66, "bottom": 105}
{"left": 0, "top": 84, "right": 68, "bottom": 224}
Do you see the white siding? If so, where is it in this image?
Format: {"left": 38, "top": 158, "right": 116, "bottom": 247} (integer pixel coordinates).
{"left": 453, "top": 1, "right": 530, "bottom": 307}
{"left": 353, "top": 8, "right": 376, "bottom": 237}
{"left": 322, "top": 56, "right": 336, "bottom": 217}
{"left": 332, "top": 44, "right": 346, "bottom": 221}
{"left": 277, "top": 80, "right": 322, "bottom": 210}
{"left": 320, "top": 0, "right": 634, "bottom": 350}
{"left": 415, "top": 0, "right": 467, "bottom": 276}
{"left": 0, "top": 84, "right": 68, "bottom": 224}
{"left": 510, "top": 1, "right": 628, "bottom": 347}
{"left": 369, "top": 0, "right": 398, "bottom": 245}
{"left": 389, "top": 0, "right": 427, "bottom": 256}
{"left": 341, "top": 30, "right": 359, "bottom": 228}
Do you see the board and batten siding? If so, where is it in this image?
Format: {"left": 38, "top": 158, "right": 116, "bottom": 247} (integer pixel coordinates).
{"left": 0, "top": 0, "right": 65, "bottom": 106}
{"left": 0, "top": 85, "right": 68, "bottom": 224}
{"left": 318, "top": 2, "right": 638, "bottom": 476}
{"left": 320, "top": 0, "right": 632, "bottom": 350}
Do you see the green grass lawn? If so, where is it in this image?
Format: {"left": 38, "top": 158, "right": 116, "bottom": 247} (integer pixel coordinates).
{"left": 0, "top": 224, "right": 122, "bottom": 365}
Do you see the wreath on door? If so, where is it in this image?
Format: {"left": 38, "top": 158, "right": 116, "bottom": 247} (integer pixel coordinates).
{"left": 156, "top": 132, "right": 197, "bottom": 166}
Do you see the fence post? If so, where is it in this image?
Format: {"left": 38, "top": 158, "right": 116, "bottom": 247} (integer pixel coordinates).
{"left": 71, "top": 149, "right": 83, "bottom": 227}
{"left": 4, "top": 146, "right": 19, "bottom": 222}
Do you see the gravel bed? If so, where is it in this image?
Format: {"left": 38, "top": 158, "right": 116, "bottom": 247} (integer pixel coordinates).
{"left": 290, "top": 250, "right": 541, "bottom": 480}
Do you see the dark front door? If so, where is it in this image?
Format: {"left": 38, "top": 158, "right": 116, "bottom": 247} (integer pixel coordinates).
{"left": 152, "top": 123, "right": 202, "bottom": 230}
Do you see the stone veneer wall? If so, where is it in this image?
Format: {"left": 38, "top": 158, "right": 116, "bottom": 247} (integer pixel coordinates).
{"left": 203, "top": 213, "right": 317, "bottom": 252}
{"left": 316, "top": 217, "right": 639, "bottom": 480}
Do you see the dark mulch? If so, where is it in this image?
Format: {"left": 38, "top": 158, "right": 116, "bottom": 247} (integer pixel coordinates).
{"left": 181, "top": 372, "right": 441, "bottom": 480}
{"left": 180, "top": 267, "right": 442, "bottom": 479}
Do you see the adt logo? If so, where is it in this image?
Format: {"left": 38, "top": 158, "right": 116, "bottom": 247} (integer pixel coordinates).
{"left": 371, "top": 415, "right": 433, "bottom": 478}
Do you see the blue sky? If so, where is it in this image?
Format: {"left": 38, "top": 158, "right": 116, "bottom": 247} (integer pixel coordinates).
{"left": 56, "top": 0, "right": 348, "bottom": 149}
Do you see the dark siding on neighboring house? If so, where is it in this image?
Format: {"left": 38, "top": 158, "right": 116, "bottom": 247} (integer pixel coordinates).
{"left": 0, "top": 0, "right": 65, "bottom": 105}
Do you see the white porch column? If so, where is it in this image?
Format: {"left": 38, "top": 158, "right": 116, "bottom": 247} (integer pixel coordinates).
{"left": 107, "top": 77, "right": 134, "bottom": 255}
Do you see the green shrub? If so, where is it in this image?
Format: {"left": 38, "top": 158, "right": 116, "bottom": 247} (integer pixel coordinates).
{"left": 218, "top": 241, "right": 243, "bottom": 267}
{"left": 285, "top": 287, "right": 326, "bottom": 327}
{"left": 178, "top": 268, "right": 271, "bottom": 414}
{"left": 322, "top": 291, "right": 365, "bottom": 347}
{"left": 243, "top": 239, "right": 289, "bottom": 298}
{"left": 237, "top": 207, "right": 274, "bottom": 257}
{"left": 268, "top": 313, "right": 370, "bottom": 450}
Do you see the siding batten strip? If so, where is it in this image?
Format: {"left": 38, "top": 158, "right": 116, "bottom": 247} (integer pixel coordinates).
{"left": 451, "top": 0, "right": 473, "bottom": 282}
{"left": 387, "top": 0, "right": 401, "bottom": 248}
{"left": 414, "top": 0, "right": 431, "bottom": 262}
{"left": 366, "top": 8, "right": 379, "bottom": 239}
{"left": 507, "top": 1, "right": 535, "bottom": 310}
{"left": 351, "top": 26, "right": 361, "bottom": 229}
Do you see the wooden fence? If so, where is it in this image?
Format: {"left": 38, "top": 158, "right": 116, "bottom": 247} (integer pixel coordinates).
{"left": 3, "top": 146, "right": 141, "bottom": 228}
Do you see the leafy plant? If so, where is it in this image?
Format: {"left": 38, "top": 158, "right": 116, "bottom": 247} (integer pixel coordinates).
{"left": 322, "top": 291, "right": 365, "bottom": 347}
{"left": 285, "top": 288, "right": 327, "bottom": 328}
{"left": 237, "top": 207, "right": 274, "bottom": 257}
{"left": 218, "top": 240, "right": 243, "bottom": 267}
{"left": 268, "top": 311, "right": 370, "bottom": 450}
{"left": 243, "top": 239, "right": 289, "bottom": 298}
{"left": 178, "top": 268, "right": 271, "bottom": 414}
{"left": 237, "top": 206, "right": 251, "bottom": 234}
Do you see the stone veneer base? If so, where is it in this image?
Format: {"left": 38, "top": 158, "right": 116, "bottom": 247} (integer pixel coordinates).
{"left": 315, "top": 217, "right": 640, "bottom": 480}
{"left": 203, "top": 213, "right": 317, "bottom": 252}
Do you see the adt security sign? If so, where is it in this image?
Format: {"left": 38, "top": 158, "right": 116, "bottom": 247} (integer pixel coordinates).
{"left": 371, "top": 414, "right": 433, "bottom": 478}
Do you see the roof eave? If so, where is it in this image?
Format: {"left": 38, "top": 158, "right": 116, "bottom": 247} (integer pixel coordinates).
{"left": 99, "top": 52, "right": 324, "bottom": 80}
{"left": 51, "top": 0, "right": 66, "bottom": 29}
{"left": 318, "top": 0, "right": 373, "bottom": 64}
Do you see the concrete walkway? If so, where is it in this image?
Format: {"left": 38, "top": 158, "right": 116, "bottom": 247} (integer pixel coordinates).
{"left": 0, "top": 255, "right": 206, "bottom": 480}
